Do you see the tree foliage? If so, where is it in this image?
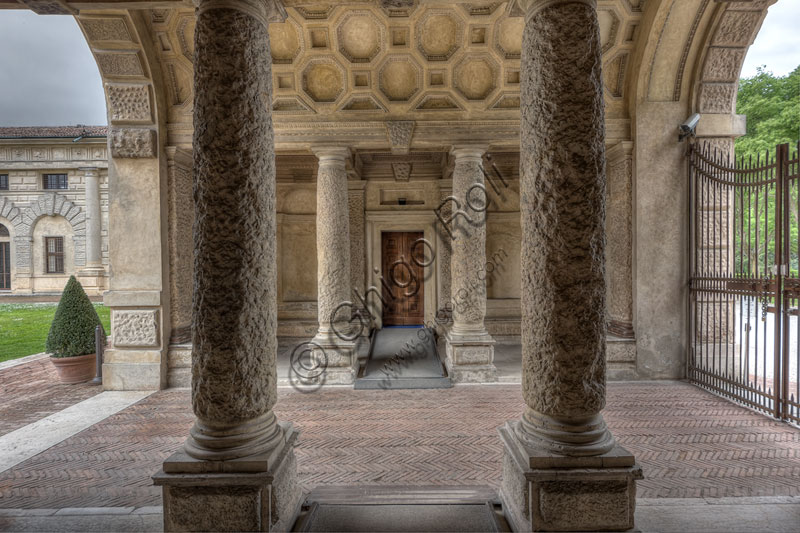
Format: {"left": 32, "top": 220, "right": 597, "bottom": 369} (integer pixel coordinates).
{"left": 736, "top": 65, "right": 799, "bottom": 155}
{"left": 46, "top": 276, "right": 103, "bottom": 358}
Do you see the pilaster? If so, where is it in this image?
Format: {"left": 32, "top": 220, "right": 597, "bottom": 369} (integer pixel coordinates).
{"left": 445, "top": 144, "right": 496, "bottom": 383}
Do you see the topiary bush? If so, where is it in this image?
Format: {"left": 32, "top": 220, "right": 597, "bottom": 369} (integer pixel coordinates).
{"left": 46, "top": 276, "right": 104, "bottom": 358}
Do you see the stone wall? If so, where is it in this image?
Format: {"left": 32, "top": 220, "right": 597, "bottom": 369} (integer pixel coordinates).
{"left": 0, "top": 139, "right": 110, "bottom": 295}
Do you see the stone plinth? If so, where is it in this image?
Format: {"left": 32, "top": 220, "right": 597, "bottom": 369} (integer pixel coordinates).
{"left": 499, "top": 423, "right": 642, "bottom": 532}
{"left": 154, "top": 424, "right": 302, "bottom": 532}
{"left": 444, "top": 330, "right": 496, "bottom": 383}
{"left": 310, "top": 331, "right": 357, "bottom": 385}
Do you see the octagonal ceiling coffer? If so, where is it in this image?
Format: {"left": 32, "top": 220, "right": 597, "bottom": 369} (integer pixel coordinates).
{"left": 269, "top": 19, "right": 303, "bottom": 64}
{"left": 379, "top": 55, "right": 422, "bottom": 102}
{"left": 416, "top": 10, "right": 464, "bottom": 61}
{"left": 454, "top": 55, "right": 499, "bottom": 100}
{"left": 302, "top": 58, "right": 345, "bottom": 103}
{"left": 494, "top": 17, "right": 523, "bottom": 60}
{"left": 337, "top": 11, "right": 385, "bottom": 63}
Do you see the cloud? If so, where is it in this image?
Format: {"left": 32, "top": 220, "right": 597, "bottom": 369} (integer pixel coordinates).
{"left": 0, "top": 12, "right": 107, "bottom": 126}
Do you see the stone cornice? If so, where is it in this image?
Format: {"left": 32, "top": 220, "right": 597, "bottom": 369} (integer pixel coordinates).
{"left": 165, "top": 118, "right": 632, "bottom": 150}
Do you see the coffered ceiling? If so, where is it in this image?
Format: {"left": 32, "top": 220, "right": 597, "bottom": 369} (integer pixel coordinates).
{"left": 148, "top": 1, "right": 644, "bottom": 126}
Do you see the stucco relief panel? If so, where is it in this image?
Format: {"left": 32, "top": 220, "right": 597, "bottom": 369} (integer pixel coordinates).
{"left": 114, "top": 310, "right": 160, "bottom": 347}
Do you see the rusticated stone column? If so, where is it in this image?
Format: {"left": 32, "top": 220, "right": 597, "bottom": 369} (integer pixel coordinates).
{"left": 311, "top": 146, "right": 357, "bottom": 384}
{"left": 154, "top": 1, "right": 302, "bottom": 531}
{"left": 499, "top": 1, "right": 641, "bottom": 531}
{"left": 445, "top": 145, "right": 496, "bottom": 383}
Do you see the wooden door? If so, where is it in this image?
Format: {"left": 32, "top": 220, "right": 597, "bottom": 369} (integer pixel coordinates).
{"left": 0, "top": 242, "right": 9, "bottom": 290}
{"left": 381, "top": 231, "right": 424, "bottom": 325}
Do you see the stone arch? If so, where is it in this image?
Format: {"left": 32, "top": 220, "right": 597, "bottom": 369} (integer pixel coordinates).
{"left": 692, "top": 1, "right": 777, "bottom": 115}
{"left": 13, "top": 192, "right": 86, "bottom": 274}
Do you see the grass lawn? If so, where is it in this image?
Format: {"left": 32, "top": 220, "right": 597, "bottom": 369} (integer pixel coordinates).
{"left": 0, "top": 303, "right": 111, "bottom": 363}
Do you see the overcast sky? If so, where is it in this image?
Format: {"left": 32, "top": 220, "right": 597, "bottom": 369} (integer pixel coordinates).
{"left": 0, "top": 3, "right": 798, "bottom": 127}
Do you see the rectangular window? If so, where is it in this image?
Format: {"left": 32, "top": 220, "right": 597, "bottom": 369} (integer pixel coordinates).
{"left": 45, "top": 237, "right": 64, "bottom": 274}
{"left": 43, "top": 173, "right": 68, "bottom": 190}
{"left": 0, "top": 174, "right": 8, "bottom": 190}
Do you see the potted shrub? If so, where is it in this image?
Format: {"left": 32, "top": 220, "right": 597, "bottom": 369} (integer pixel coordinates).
{"left": 47, "top": 276, "right": 104, "bottom": 384}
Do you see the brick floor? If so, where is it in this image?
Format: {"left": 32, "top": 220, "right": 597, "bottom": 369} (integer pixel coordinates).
{"left": 0, "top": 381, "right": 798, "bottom": 509}
{"left": 0, "top": 358, "right": 102, "bottom": 437}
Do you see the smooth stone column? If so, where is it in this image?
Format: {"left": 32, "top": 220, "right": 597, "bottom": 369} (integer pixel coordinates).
{"left": 77, "top": 167, "right": 106, "bottom": 290}
{"left": 311, "top": 146, "right": 357, "bottom": 385}
{"left": 499, "top": 1, "right": 641, "bottom": 531}
{"left": 153, "top": 1, "right": 301, "bottom": 531}
{"left": 445, "top": 145, "right": 496, "bottom": 383}
{"left": 83, "top": 167, "right": 102, "bottom": 268}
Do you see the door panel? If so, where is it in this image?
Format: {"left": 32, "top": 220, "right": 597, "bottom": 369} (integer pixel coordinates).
{"left": 381, "top": 231, "right": 424, "bottom": 326}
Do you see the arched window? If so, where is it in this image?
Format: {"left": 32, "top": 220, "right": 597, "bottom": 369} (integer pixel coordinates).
{"left": 0, "top": 223, "right": 9, "bottom": 238}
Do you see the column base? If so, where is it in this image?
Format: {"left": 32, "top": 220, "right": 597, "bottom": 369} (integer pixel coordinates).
{"left": 444, "top": 330, "right": 496, "bottom": 383}
{"left": 310, "top": 331, "right": 357, "bottom": 385}
{"left": 499, "top": 422, "right": 642, "bottom": 532}
{"left": 153, "top": 422, "right": 303, "bottom": 532}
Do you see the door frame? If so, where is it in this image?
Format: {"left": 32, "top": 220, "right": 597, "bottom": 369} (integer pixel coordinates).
{"left": 366, "top": 212, "right": 439, "bottom": 330}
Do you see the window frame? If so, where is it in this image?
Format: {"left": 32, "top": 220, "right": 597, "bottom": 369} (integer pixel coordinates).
{"left": 42, "top": 173, "right": 68, "bottom": 190}
{"left": 0, "top": 174, "right": 8, "bottom": 191}
{"left": 44, "top": 236, "right": 65, "bottom": 274}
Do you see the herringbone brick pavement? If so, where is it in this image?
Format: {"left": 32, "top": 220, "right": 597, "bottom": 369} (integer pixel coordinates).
{"left": 0, "top": 357, "right": 101, "bottom": 437}
{"left": 0, "top": 381, "right": 797, "bottom": 509}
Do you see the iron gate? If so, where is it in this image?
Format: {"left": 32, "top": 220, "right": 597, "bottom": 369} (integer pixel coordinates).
{"left": 688, "top": 140, "right": 800, "bottom": 425}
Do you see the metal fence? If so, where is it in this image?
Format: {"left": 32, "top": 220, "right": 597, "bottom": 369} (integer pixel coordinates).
{"left": 688, "top": 140, "right": 800, "bottom": 425}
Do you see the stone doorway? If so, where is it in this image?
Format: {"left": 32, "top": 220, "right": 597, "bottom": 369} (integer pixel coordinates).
{"left": 381, "top": 231, "right": 424, "bottom": 326}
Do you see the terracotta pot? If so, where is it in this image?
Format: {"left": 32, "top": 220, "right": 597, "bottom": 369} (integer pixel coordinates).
{"left": 50, "top": 353, "right": 97, "bottom": 384}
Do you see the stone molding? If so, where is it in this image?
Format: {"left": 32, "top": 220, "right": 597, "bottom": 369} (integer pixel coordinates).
{"left": 311, "top": 145, "right": 351, "bottom": 165}
{"left": 193, "top": 0, "right": 287, "bottom": 27}
{"left": 510, "top": 0, "right": 597, "bottom": 19}
{"left": 18, "top": 0, "right": 74, "bottom": 15}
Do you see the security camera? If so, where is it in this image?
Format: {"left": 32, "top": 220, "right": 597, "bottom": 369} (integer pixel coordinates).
{"left": 678, "top": 113, "right": 701, "bottom": 142}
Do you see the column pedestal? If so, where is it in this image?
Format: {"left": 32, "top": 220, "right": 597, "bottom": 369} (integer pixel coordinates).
{"left": 444, "top": 330, "right": 496, "bottom": 383}
{"left": 500, "top": 422, "right": 641, "bottom": 532}
{"left": 154, "top": 423, "right": 302, "bottom": 532}
{"left": 310, "top": 331, "right": 357, "bottom": 385}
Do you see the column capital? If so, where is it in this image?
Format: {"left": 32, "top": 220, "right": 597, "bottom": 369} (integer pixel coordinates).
{"left": 515, "top": 0, "right": 596, "bottom": 19}
{"left": 450, "top": 144, "right": 487, "bottom": 161}
{"left": 193, "top": 0, "right": 287, "bottom": 27}
{"left": 312, "top": 146, "right": 351, "bottom": 165}
{"left": 79, "top": 167, "right": 99, "bottom": 176}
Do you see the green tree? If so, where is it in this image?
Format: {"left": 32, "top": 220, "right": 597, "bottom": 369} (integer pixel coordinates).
{"left": 736, "top": 65, "right": 799, "bottom": 155}
{"left": 46, "top": 276, "right": 103, "bottom": 358}
{"left": 732, "top": 66, "right": 800, "bottom": 276}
